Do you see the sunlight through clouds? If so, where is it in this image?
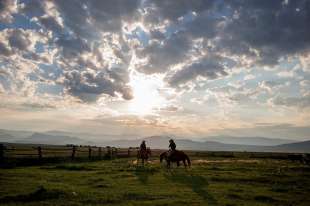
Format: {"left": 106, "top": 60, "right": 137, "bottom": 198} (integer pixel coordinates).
{"left": 0, "top": 0, "right": 310, "bottom": 139}
{"left": 128, "top": 71, "right": 165, "bottom": 115}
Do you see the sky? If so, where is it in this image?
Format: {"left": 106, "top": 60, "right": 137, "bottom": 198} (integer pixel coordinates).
{"left": 0, "top": 0, "right": 310, "bottom": 140}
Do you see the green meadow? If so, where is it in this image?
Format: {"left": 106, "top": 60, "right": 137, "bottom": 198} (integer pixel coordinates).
{"left": 1, "top": 157, "right": 310, "bottom": 206}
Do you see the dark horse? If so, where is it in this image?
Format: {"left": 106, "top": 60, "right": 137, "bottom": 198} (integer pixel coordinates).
{"left": 160, "top": 150, "right": 191, "bottom": 168}
{"left": 137, "top": 148, "right": 151, "bottom": 166}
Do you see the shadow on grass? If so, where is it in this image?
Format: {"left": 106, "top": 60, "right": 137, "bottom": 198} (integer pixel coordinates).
{"left": 123, "top": 192, "right": 167, "bottom": 201}
{"left": 0, "top": 186, "right": 66, "bottom": 203}
{"left": 254, "top": 195, "right": 277, "bottom": 203}
{"left": 134, "top": 165, "right": 158, "bottom": 184}
{"left": 1, "top": 157, "right": 109, "bottom": 168}
{"left": 53, "top": 164, "right": 93, "bottom": 171}
{"left": 164, "top": 170, "right": 218, "bottom": 206}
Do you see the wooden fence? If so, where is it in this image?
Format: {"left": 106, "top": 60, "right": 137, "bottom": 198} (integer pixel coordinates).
{"left": 1, "top": 143, "right": 306, "bottom": 166}
{"left": 0, "top": 143, "right": 146, "bottom": 165}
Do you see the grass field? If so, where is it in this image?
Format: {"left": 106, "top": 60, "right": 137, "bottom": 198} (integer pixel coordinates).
{"left": 1, "top": 156, "right": 310, "bottom": 206}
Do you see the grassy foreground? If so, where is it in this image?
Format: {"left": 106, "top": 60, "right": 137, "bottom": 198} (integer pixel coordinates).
{"left": 0, "top": 157, "right": 310, "bottom": 206}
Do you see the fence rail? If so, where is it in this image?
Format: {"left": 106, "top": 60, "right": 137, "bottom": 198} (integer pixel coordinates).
{"left": 1, "top": 143, "right": 308, "bottom": 166}
{"left": 0, "top": 143, "right": 144, "bottom": 165}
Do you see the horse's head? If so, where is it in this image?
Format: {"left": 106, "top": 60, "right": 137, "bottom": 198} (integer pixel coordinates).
{"left": 159, "top": 152, "right": 166, "bottom": 163}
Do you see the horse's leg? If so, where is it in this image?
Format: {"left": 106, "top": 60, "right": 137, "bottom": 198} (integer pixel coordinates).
{"left": 183, "top": 159, "right": 187, "bottom": 168}
{"left": 177, "top": 161, "right": 180, "bottom": 167}
{"left": 167, "top": 160, "right": 170, "bottom": 169}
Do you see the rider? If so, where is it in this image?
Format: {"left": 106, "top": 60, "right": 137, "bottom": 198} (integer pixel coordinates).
{"left": 168, "top": 139, "right": 176, "bottom": 157}
{"left": 140, "top": 140, "right": 147, "bottom": 152}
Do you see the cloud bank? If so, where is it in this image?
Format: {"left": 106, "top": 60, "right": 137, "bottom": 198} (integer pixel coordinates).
{"left": 0, "top": 0, "right": 309, "bottom": 139}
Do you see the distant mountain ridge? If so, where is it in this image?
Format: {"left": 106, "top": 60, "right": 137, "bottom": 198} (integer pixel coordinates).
{"left": 0, "top": 129, "right": 33, "bottom": 140}
{"left": 104, "top": 136, "right": 310, "bottom": 153}
{"left": 202, "top": 135, "right": 295, "bottom": 146}
{"left": 0, "top": 129, "right": 309, "bottom": 153}
{"left": 44, "top": 130, "right": 137, "bottom": 144}
{"left": 16, "top": 132, "right": 94, "bottom": 145}
{"left": 272, "top": 140, "right": 310, "bottom": 152}
{"left": 0, "top": 132, "right": 15, "bottom": 143}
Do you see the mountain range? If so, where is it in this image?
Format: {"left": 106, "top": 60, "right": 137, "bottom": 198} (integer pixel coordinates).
{"left": 103, "top": 136, "right": 310, "bottom": 153}
{"left": 0, "top": 129, "right": 309, "bottom": 153}
{"left": 201, "top": 135, "right": 295, "bottom": 146}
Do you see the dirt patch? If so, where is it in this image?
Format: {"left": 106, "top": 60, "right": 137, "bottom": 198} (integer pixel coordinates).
{"left": 131, "top": 160, "right": 160, "bottom": 165}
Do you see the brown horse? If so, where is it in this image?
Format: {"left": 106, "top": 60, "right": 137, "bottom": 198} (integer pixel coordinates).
{"left": 160, "top": 150, "right": 191, "bottom": 168}
{"left": 137, "top": 148, "right": 151, "bottom": 166}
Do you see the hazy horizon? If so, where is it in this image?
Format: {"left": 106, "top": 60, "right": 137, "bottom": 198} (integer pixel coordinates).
{"left": 1, "top": 127, "right": 308, "bottom": 142}
{"left": 1, "top": 0, "right": 310, "bottom": 142}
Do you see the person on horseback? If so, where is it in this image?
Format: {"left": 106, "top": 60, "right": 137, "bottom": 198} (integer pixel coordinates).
{"left": 168, "top": 139, "right": 176, "bottom": 157}
{"left": 140, "top": 140, "right": 146, "bottom": 152}
{"left": 138, "top": 140, "right": 148, "bottom": 165}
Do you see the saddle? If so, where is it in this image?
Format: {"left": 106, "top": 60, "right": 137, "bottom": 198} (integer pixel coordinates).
{"left": 168, "top": 149, "right": 177, "bottom": 158}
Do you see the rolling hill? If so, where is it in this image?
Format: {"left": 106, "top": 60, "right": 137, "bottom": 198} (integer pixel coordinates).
{"left": 271, "top": 140, "right": 310, "bottom": 153}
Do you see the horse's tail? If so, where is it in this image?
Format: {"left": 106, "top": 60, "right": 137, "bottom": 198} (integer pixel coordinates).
{"left": 185, "top": 154, "right": 191, "bottom": 167}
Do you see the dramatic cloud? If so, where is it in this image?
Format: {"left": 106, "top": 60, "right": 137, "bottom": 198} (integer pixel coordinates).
{"left": 51, "top": 0, "right": 141, "bottom": 38}
{"left": 56, "top": 37, "right": 91, "bottom": 59}
{"left": 0, "top": 0, "right": 18, "bottom": 23}
{"left": 0, "top": 41, "right": 12, "bottom": 56}
{"left": 272, "top": 95, "right": 310, "bottom": 109}
{"left": 8, "top": 29, "right": 32, "bottom": 51}
{"left": 136, "top": 0, "right": 310, "bottom": 84}
{"left": 0, "top": 0, "right": 309, "bottom": 139}
{"left": 167, "top": 55, "right": 230, "bottom": 87}
{"left": 135, "top": 32, "right": 192, "bottom": 74}
{"left": 63, "top": 69, "right": 133, "bottom": 102}
{"left": 259, "top": 80, "right": 285, "bottom": 93}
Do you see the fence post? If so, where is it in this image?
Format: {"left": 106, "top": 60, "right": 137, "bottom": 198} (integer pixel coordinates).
{"left": 38, "top": 146, "right": 42, "bottom": 160}
{"left": 0, "top": 144, "right": 4, "bottom": 163}
{"left": 88, "top": 147, "right": 92, "bottom": 160}
{"left": 110, "top": 147, "right": 113, "bottom": 159}
{"left": 71, "top": 146, "right": 76, "bottom": 160}
{"left": 106, "top": 146, "right": 110, "bottom": 159}
{"left": 114, "top": 148, "right": 118, "bottom": 158}
{"left": 98, "top": 147, "right": 102, "bottom": 159}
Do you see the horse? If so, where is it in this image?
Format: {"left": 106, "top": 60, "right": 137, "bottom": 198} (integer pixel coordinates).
{"left": 160, "top": 150, "right": 191, "bottom": 168}
{"left": 137, "top": 148, "right": 151, "bottom": 166}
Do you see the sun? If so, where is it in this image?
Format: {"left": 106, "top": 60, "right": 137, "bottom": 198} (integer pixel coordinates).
{"left": 128, "top": 72, "right": 164, "bottom": 115}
